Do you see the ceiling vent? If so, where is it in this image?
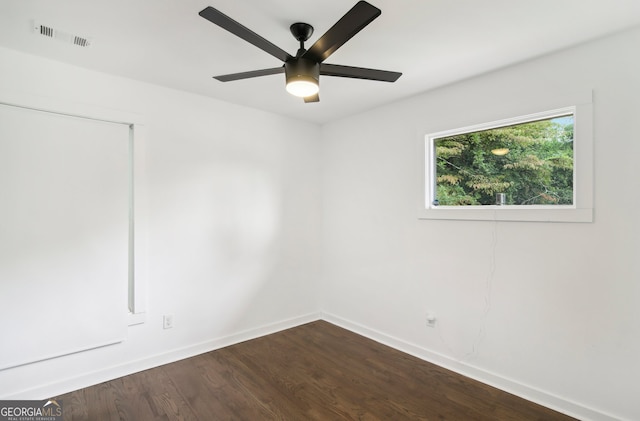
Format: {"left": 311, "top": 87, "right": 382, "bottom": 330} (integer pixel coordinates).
{"left": 33, "top": 21, "right": 92, "bottom": 47}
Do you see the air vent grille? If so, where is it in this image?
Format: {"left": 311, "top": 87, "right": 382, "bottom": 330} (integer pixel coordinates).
{"left": 33, "top": 21, "right": 92, "bottom": 48}
{"left": 74, "top": 36, "right": 90, "bottom": 47}
{"left": 39, "top": 24, "right": 54, "bottom": 38}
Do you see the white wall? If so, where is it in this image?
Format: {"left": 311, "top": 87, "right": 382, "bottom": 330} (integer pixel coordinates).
{"left": 2, "top": 26, "right": 639, "bottom": 421}
{"left": 320, "top": 27, "right": 640, "bottom": 421}
{"left": 0, "top": 46, "right": 322, "bottom": 398}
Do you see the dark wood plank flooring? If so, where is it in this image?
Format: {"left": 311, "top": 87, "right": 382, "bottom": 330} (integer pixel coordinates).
{"left": 56, "top": 321, "right": 577, "bottom": 420}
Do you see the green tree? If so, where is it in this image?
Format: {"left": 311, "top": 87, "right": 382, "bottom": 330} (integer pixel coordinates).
{"left": 434, "top": 117, "right": 573, "bottom": 206}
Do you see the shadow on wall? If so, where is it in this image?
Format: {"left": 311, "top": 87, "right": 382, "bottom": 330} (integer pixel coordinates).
{"left": 149, "top": 161, "right": 296, "bottom": 335}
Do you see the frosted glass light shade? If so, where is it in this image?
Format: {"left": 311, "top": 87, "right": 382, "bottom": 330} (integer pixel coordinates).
{"left": 286, "top": 78, "right": 319, "bottom": 97}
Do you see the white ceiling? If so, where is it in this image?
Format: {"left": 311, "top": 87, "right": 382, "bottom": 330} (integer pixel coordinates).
{"left": 1, "top": 0, "right": 639, "bottom": 124}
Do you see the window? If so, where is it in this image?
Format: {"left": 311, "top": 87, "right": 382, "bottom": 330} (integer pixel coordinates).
{"left": 420, "top": 99, "right": 593, "bottom": 222}
{"left": 433, "top": 109, "right": 574, "bottom": 207}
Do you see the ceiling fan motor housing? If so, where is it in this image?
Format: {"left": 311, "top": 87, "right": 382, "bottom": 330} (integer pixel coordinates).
{"left": 285, "top": 58, "right": 320, "bottom": 89}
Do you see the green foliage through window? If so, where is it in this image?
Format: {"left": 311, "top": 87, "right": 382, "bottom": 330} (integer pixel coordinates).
{"left": 433, "top": 114, "right": 574, "bottom": 206}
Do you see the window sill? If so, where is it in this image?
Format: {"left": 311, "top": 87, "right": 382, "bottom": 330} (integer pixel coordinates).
{"left": 418, "top": 206, "right": 592, "bottom": 223}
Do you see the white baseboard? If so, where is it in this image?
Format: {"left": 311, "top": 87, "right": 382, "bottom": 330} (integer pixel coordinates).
{"left": 320, "top": 312, "right": 622, "bottom": 421}
{"left": 6, "top": 312, "right": 321, "bottom": 401}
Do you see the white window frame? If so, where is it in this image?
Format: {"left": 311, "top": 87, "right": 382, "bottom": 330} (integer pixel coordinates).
{"left": 419, "top": 93, "right": 593, "bottom": 223}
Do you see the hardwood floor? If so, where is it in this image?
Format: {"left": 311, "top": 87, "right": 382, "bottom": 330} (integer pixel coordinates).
{"left": 56, "top": 321, "right": 576, "bottom": 420}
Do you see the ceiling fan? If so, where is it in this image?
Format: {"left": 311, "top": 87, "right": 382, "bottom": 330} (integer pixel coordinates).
{"left": 199, "top": 1, "right": 402, "bottom": 103}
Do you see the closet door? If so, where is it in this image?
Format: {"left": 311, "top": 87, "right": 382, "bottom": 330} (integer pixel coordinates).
{"left": 0, "top": 103, "right": 130, "bottom": 369}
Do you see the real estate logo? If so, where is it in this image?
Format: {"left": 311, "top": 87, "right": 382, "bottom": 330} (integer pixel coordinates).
{"left": 0, "top": 399, "right": 62, "bottom": 421}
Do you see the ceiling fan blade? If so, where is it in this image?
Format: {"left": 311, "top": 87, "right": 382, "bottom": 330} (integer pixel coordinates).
{"left": 303, "top": 1, "right": 381, "bottom": 63}
{"left": 214, "top": 66, "right": 285, "bottom": 82}
{"left": 199, "top": 6, "right": 293, "bottom": 63}
{"left": 320, "top": 63, "right": 401, "bottom": 82}
{"left": 304, "top": 93, "right": 320, "bottom": 103}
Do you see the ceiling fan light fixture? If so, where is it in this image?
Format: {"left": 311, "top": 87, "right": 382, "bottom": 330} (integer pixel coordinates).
{"left": 285, "top": 59, "right": 320, "bottom": 97}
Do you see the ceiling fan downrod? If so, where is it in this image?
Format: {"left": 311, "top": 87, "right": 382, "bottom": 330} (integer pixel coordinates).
{"left": 290, "top": 22, "right": 314, "bottom": 57}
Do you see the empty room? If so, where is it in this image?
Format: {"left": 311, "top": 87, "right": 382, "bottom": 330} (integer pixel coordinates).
{"left": 1, "top": 1, "right": 639, "bottom": 420}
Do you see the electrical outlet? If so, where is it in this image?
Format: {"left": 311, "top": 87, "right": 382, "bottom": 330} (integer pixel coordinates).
{"left": 163, "top": 314, "right": 174, "bottom": 329}
{"left": 426, "top": 312, "right": 436, "bottom": 328}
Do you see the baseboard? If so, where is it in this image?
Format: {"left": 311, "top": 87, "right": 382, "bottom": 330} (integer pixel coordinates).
{"left": 320, "top": 312, "right": 621, "bottom": 421}
{"left": 6, "top": 312, "right": 321, "bottom": 400}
